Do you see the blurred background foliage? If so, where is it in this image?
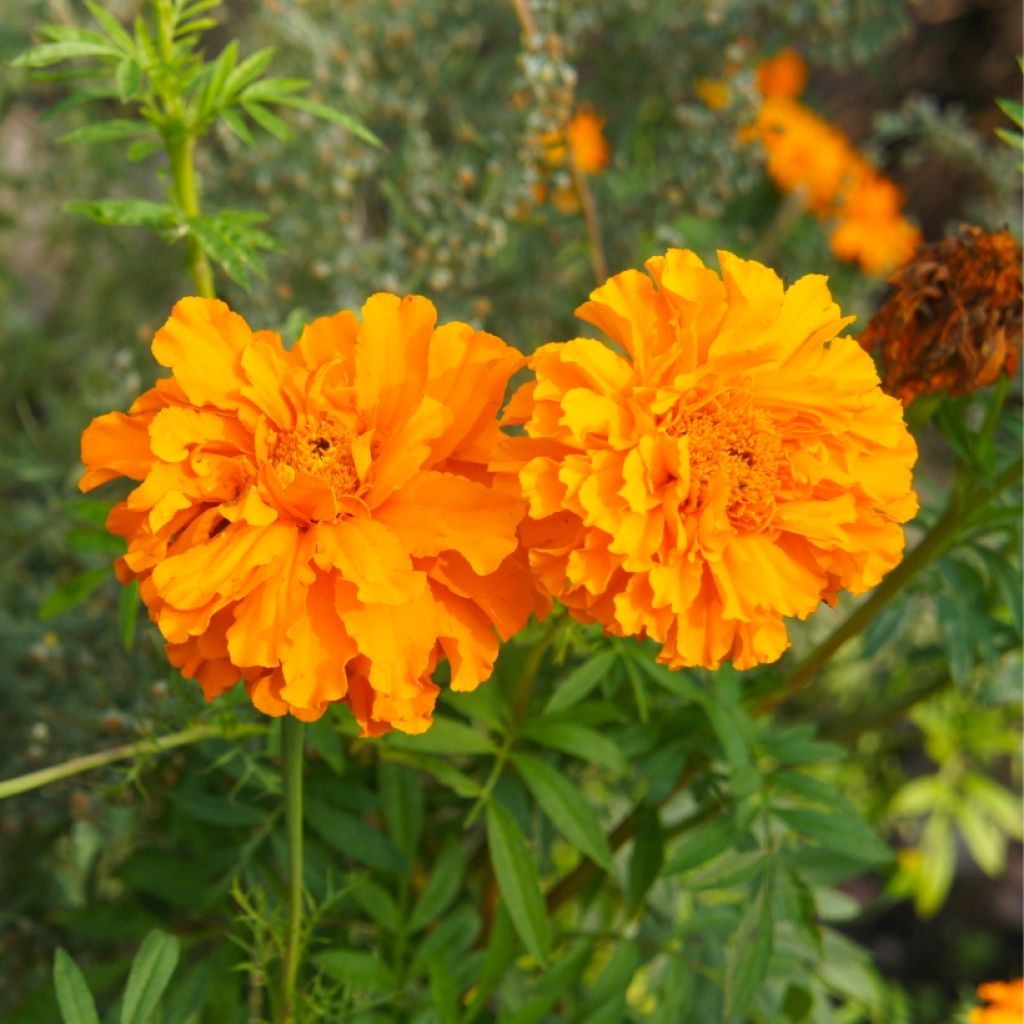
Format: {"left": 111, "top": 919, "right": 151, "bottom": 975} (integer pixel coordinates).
{"left": 0, "top": 1, "right": 1020, "bottom": 1022}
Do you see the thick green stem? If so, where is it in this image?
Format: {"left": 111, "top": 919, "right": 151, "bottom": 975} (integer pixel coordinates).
{"left": 764, "top": 455, "right": 1023, "bottom": 712}
{"left": 0, "top": 722, "right": 264, "bottom": 801}
{"left": 280, "top": 716, "right": 306, "bottom": 1024}
{"left": 166, "top": 132, "right": 216, "bottom": 299}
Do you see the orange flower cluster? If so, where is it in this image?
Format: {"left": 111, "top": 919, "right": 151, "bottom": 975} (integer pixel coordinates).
{"left": 749, "top": 50, "right": 921, "bottom": 275}
{"left": 970, "top": 979, "right": 1024, "bottom": 1024}
{"left": 496, "top": 248, "right": 918, "bottom": 670}
{"left": 860, "top": 226, "right": 1023, "bottom": 403}
{"left": 80, "top": 296, "right": 544, "bottom": 734}
{"left": 535, "top": 107, "right": 610, "bottom": 212}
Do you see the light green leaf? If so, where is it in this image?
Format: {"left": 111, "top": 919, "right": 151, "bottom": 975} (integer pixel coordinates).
{"left": 485, "top": 800, "right": 550, "bottom": 962}
{"left": 518, "top": 718, "right": 628, "bottom": 775}
{"left": 512, "top": 752, "right": 612, "bottom": 869}
{"left": 997, "top": 97, "right": 1024, "bottom": 128}
{"left": 543, "top": 651, "right": 616, "bottom": 713}
{"left": 13, "top": 40, "right": 120, "bottom": 67}
{"left": 66, "top": 199, "right": 174, "bottom": 230}
{"left": 889, "top": 775, "right": 945, "bottom": 818}
{"left": 121, "top": 930, "right": 180, "bottom": 1024}
{"left": 115, "top": 59, "right": 143, "bottom": 102}
{"left": 663, "top": 815, "right": 737, "bottom": 875}
{"left": 242, "top": 100, "right": 292, "bottom": 140}
{"left": 776, "top": 808, "right": 891, "bottom": 865}
{"left": 428, "top": 961, "right": 460, "bottom": 1024}
{"left": 272, "top": 95, "right": 383, "bottom": 148}
{"left": 53, "top": 949, "right": 100, "bottom": 1024}
{"left": 223, "top": 46, "right": 276, "bottom": 100}
{"left": 187, "top": 213, "right": 267, "bottom": 289}
{"left": 956, "top": 800, "right": 1006, "bottom": 875}
{"left": 242, "top": 76, "right": 308, "bottom": 101}
{"left": 916, "top": 814, "right": 956, "bottom": 916}
{"left": 627, "top": 807, "right": 663, "bottom": 910}
{"left": 219, "top": 107, "right": 255, "bottom": 144}
{"left": 85, "top": 2, "right": 137, "bottom": 55}
{"left": 408, "top": 835, "right": 467, "bottom": 932}
{"left": 60, "top": 120, "right": 152, "bottom": 145}
{"left": 963, "top": 773, "right": 1022, "bottom": 836}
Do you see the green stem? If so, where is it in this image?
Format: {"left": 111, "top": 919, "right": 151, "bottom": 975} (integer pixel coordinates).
{"left": 764, "top": 455, "right": 1023, "bottom": 712}
{"left": 280, "top": 716, "right": 306, "bottom": 1024}
{"left": 166, "top": 132, "right": 216, "bottom": 299}
{"left": 0, "top": 722, "right": 264, "bottom": 801}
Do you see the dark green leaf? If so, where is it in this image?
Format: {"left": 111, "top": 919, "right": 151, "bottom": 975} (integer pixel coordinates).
{"left": 775, "top": 808, "right": 891, "bottom": 865}
{"left": 518, "top": 719, "right": 628, "bottom": 774}
{"left": 379, "top": 761, "right": 423, "bottom": 861}
{"left": 39, "top": 566, "right": 111, "bottom": 619}
{"left": 305, "top": 796, "right": 407, "bottom": 874}
{"left": 512, "top": 752, "right": 612, "bottom": 869}
{"left": 759, "top": 724, "right": 843, "bottom": 766}
{"left": 544, "top": 651, "right": 616, "bottom": 712}
{"left": 386, "top": 715, "right": 497, "bottom": 756}
{"left": 428, "top": 961, "right": 460, "bottom": 1024}
{"left": 350, "top": 877, "right": 401, "bottom": 933}
{"left": 485, "top": 800, "right": 550, "bottom": 961}
{"left": 408, "top": 835, "right": 467, "bottom": 932}
{"left": 314, "top": 950, "right": 394, "bottom": 992}
{"left": 119, "top": 580, "right": 139, "bottom": 651}
{"left": 170, "top": 789, "right": 265, "bottom": 828}
{"left": 121, "top": 930, "right": 180, "bottom": 1024}
{"left": 53, "top": 949, "right": 100, "bottom": 1024}
{"left": 463, "top": 907, "right": 516, "bottom": 1019}
{"left": 724, "top": 874, "right": 774, "bottom": 1018}
{"left": 628, "top": 807, "right": 664, "bottom": 910}
{"left": 306, "top": 717, "right": 346, "bottom": 775}
{"left": 664, "top": 815, "right": 737, "bottom": 875}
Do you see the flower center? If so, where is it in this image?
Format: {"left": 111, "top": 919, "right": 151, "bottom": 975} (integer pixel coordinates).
{"left": 670, "top": 397, "right": 783, "bottom": 532}
{"left": 272, "top": 418, "right": 359, "bottom": 502}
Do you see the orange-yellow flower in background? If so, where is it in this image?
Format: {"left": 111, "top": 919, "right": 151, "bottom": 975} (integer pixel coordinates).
{"left": 695, "top": 78, "right": 730, "bottom": 111}
{"left": 757, "top": 48, "right": 807, "bottom": 100}
{"left": 860, "top": 226, "right": 1022, "bottom": 404}
{"left": 496, "top": 248, "right": 918, "bottom": 670}
{"left": 535, "top": 106, "right": 610, "bottom": 211}
{"left": 969, "top": 979, "right": 1024, "bottom": 1024}
{"left": 81, "top": 295, "right": 545, "bottom": 735}
{"left": 830, "top": 174, "right": 922, "bottom": 275}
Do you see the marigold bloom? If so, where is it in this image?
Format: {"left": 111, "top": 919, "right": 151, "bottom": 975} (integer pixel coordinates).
{"left": 496, "top": 249, "right": 918, "bottom": 670}
{"left": 535, "top": 107, "right": 610, "bottom": 211}
{"left": 860, "top": 226, "right": 1022, "bottom": 403}
{"left": 970, "top": 979, "right": 1024, "bottom": 1024}
{"left": 80, "top": 296, "right": 544, "bottom": 734}
{"left": 757, "top": 49, "right": 807, "bottom": 100}
{"left": 830, "top": 174, "right": 922, "bottom": 275}
{"left": 695, "top": 78, "right": 730, "bottom": 111}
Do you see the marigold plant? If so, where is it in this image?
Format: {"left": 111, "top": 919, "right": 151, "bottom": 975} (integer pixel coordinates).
{"left": 861, "top": 225, "right": 1023, "bottom": 403}
{"left": 497, "top": 248, "right": 918, "bottom": 669}
{"left": 970, "top": 979, "right": 1024, "bottom": 1024}
{"left": 80, "top": 295, "right": 543, "bottom": 734}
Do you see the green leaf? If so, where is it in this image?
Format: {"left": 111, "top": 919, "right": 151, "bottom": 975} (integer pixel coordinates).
{"left": 408, "top": 835, "right": 467, "bottom": 932}
{"left": 170, "top": 789, "right": 265, "bottom": 828}
{"left": 241, "top": 76, "right": 308, "bottom": 101}
{"left": 315, "top": 950, "right": 394, "bottom": 992}
{"left": 223, "top": 46, "right": 275, "bottom": 100}
{"left": 915, "top": 814, "right": 956, "bottom": 916}
{"left": 187, "top": 213, "right": 269, "bottom": 289}
{"left": 963, "top": 773, "right": 1021, "bottom": 835}
{"left": 724, "top": 872, "right": 774, "bottom": 1019}
{"left": 485, "top": 800, "right": 550, "bottom": 962}
{"left": 512, "top": 752, "right": 612, "bottom": 869}
{"left": 956, "top": 800, "right": 1005, "bottom": 876}
{"left": 378, "top": 750, "right": 481, "bottom": 798}
{"left": 115, "top": 59, "right": 143, "bottom": 102}
{"left": 760, "top": 724, "right": 843, "bottom": 766}
{"left": 119, "top": 580, "right": 140, "bottom": 651}
{"left": 39, "top": 566, "right": 111, "bottom": 618}
{"left": 702, "top": 696, "right": 753, "bottom": 774}
{"left": 307, "top": 717, "right": 346, "bottom": 775}
{"left": 379, "top": 761, "right": 423, "bottom": 862}
{"left": 121, "top": 930, "right": 180, "bottom": 1024}
{"left": 775, "top": 808, "right": 891, "bottom": 865}
{"left": 663, "top": 815, "right": 738, "bottom": 875}
{"left": 60, "top": 120, "right": 153, "bottom": 145}
{"left": 272, "top": 95, "right": 383, "bottom": 148}
{"left": 997, "top": 97, "right": 1024, "bottom": 128}
{"left": 13, "top": 40, "right": 120, "bottom": 68}
{"left": 463, "top": 907, "right": 516, "bottom": 1019}
{"left": 85, "top": 2, "right": 138, "bottom": 55}
{"left": 350, "top": 877, "right": 402, "bottom": 933}
{"left": 518, "top": 719, "right": 628, "bottom": 774}
{"left": 219, "top": 107, "right": 255, "bottom": 144}
{"left": 543, "top": 651, "right": 616, "bottom": 713}
{"left": 387, "top": 715, "right": 497, "bottom": 756}
{"left": 428, "top": 961, "right": 460, "bottom": 1024}
{"left": 53, "top": 949, "right": 100, "bottom": 1024}
{"left": 628, "top": 807, "right": 664, "bottom": 910}
{"left": 241, "top": 101, "right": 292, "bottom": 140}
{"left": 888, "top": 775, "right": 944, "bottom": 818}
{"left": 305, "top": 796, "right": 407, "bottom": 874}
{"left": 66, "top": 199, "right": 175, "bottom": 228}
{"left": 197, "top": 40, "right": 237, "bottom": 118}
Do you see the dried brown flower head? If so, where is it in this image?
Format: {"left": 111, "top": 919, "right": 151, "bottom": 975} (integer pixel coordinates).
{"left": 861, "top": 226, "right": 1022, "bottom": 404}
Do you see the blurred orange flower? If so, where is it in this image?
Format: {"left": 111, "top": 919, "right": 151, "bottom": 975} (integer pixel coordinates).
{"left": 830, "top": 174, "right": 922, "bottom": 275}
{"left": 861, "top": 226, "right": 1022, "bottom": 403}
{"left": 497, "top": 249, "right": 918, "bottom": 670}
{"left": 757, "top": 48, "right": 807, "bottom": 100}
{"left": 81, "top": 296, "right": 544, "bottom": 734}
{"left": 696, "top": 77, "right": 730, "bottom": 111}
{"left": 970, "top": 979, "right": 1024, "bottom": 1024}
{"left": 535, "top": 106, "right": 610, "bottom": 210}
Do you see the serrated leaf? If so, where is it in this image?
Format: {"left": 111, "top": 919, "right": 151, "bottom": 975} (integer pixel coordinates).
{"left": 775, "top": 808, "right": 891, "bottom": 865}
{"left": 485, "top": 800, "right": 550, "bottom": 962}
{"left": 512, "top": 752, "right": 612, "bottom": 869}
{"left": 544, "top": 650, "right": 616, "bottom": 713}
{"left": 725, "top": 873, "right": 774, "bottom": 1018}
{"left": 408, "top": 835, "right": 467, "bottom": 932}
{"left": 121, "top": 930, "right": 179, "bottom": 1024}
{"left": 272, "top": 95, "right": 383, "bottom": 148}
{"left": 13, "top": 40, "right": 120, "bottom": 68}
{"left": 60, "top": 119, "right": 152, "bottom": 145}
{"left": 197, "top": 40, "right": 237, "bottom": 117}
{"left": 518, "top": 718, "right": 628, "bottom": 774}
{"left": 66, "top": 199, "right": 175, "bottom": 228}
{"left": 187, "top": 214, "right": 264, "bottom": 288}
{"left": 40, "top": 566, "right": 111, "bottom": 618}
{"left": 53, "top": 949, "right": 100, "bottom": 1024}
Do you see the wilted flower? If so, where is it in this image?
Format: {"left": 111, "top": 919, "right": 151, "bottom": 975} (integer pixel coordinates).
{"left": 756, "top": 48, "right": 807, "bottom": 100}
{"left": 860, "top": 226, "right": 1022, "bottom": 403}
{"left": 969, "top": 979, "right": 1024, "bottom": 1024}
{"left": 81, "top": 296, "right": 544, "bottom": 734}
{"left": 497, "top": 249, "right": 918, "bottom": 670}
{"left": 830, "top": 174, "right": 922, "bottom": 276}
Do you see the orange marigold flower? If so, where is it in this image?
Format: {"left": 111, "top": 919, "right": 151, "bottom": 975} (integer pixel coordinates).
{"left": 860, "top": 226, "right": 1022, "bottom": 404}
{"left": 566, "top": 108, "right": 610, "bottom": 174}
{"left": 830, "top": 174, "right": 922, "bottom": 276}
{"left": 695, "top": 77, "right": 730, "bottom": 111}
{"left": 752, "top": 98, "right": 863, "bottom": 215}
{"left": 757, "top": 48, "right": 807, "bottom": 100}
{"left": 496, "top": 249, "right": 918, "bottom": 670}
{"left": 80, "top": 295, "right": 545, "bottom": 735}
{"left": 970, "top": 979, "right": 1024, "bottom": 1024}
